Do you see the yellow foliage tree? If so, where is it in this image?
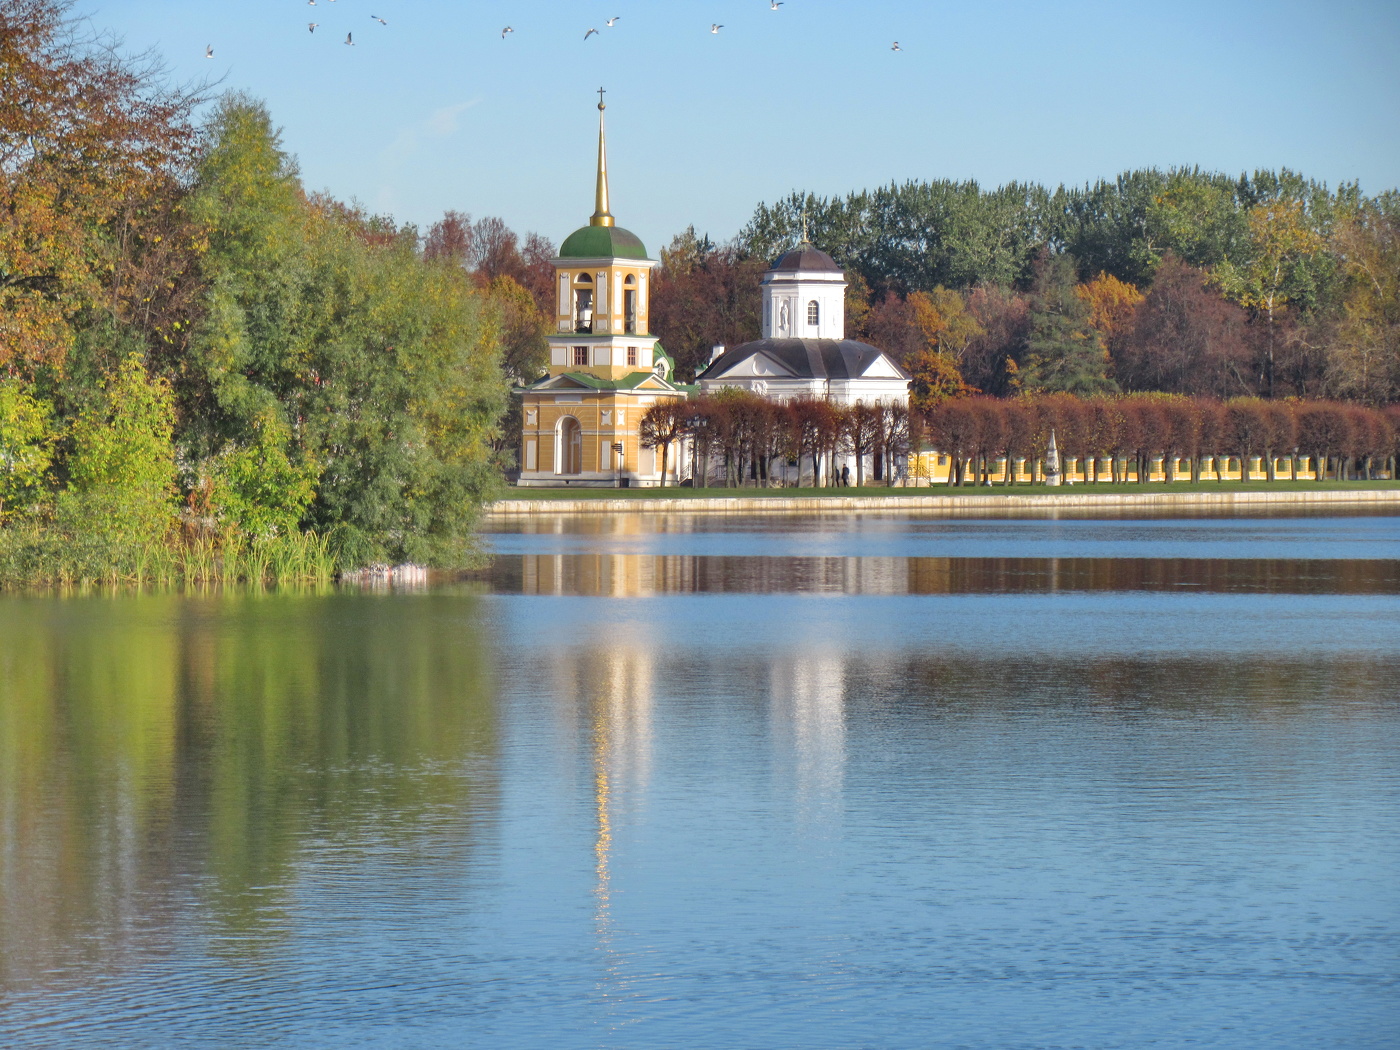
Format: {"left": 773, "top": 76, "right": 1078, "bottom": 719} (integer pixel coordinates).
{"left": 1075, "top": 272, "right": 1144, "bottom": 343}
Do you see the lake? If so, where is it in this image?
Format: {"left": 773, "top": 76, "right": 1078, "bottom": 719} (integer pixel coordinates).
{"left": 2, "top": 510, "right": 1398, "bottom": 1049}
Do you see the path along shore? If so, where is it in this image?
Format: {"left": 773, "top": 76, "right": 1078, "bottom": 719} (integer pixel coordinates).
{"left": 488, "top": 488, "right": 1400, "bottom": 516}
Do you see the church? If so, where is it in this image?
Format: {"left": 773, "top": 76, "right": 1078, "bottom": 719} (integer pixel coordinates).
{"left": 515, "top": 93, "right": 692, "bottom": 488}
{"left": 696, "top": 243, "right": 911, "bottom": 408}
{"left": 518, "top": 95, "right": 909, "bottom": 487}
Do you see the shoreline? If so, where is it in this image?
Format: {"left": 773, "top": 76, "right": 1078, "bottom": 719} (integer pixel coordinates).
{"left": 487, "top": 488, "right": 1400, "bottom": 516}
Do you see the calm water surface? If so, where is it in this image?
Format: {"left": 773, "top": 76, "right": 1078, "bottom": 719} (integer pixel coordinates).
{"left": 2, "top": 511, "right": 1398, "bottom": 1049}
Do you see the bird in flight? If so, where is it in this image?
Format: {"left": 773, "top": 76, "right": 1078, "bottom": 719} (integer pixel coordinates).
{"left": 307, "top": 0, "right": 315, "bottom": 6}
{"left": 204, "top": 44, "right": 213, "bottom": 58}
{"left": 605, "top": 17, "right": 620, "bottom": 27}
{"left": 371, "top": 15, "right": 387, "bottom": 25}
{"left": 344, "top": 32, "right": 353, "bottom": 45}
{"left": 584, "top": 27, "right": 599, "bottom": 40}
{"left": 891, "top": 41, "right": 902, "bottom": 51}
{"left": 711, "top": 23, "right": 723, "bottom": 33}
{"left": 308, "top": 22, "right": 318, "bottom": 32}
{"left": 770, "top": 1, "right": 783, "bottom": 8}
{"left": 501, "top": 26, "right": 513, "bottom": 38}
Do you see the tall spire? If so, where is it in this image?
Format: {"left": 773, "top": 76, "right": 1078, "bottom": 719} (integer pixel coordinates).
{"left": 590, "top": 88, "right": 614, "bottom": 228}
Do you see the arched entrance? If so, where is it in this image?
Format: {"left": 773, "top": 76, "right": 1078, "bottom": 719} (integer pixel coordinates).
{"left": 556, "top": 416, "right": 583, "bottom": 475}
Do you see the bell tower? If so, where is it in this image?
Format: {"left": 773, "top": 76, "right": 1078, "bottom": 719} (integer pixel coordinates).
{"left": 516, "top": 93, "right": 689, "bottom": 489}
{"left": 543, "top": 92, "right": 667, "bottom": 382}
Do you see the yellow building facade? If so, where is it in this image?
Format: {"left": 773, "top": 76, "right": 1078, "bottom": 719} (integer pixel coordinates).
{"left": 517, "top": 94, "right": 690, "bottom": 487}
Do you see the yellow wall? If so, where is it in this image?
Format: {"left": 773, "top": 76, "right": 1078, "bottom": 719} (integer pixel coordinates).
{"left": 523, "top": 390, "right": 685, "bottom": 479}
{"left": 907, "top": 452, "right": 1322, "bottom": 485}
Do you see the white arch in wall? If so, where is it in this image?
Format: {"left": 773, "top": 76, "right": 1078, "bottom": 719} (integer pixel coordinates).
{"left": 555, "top": 415, "right": 583, "bottom": 475}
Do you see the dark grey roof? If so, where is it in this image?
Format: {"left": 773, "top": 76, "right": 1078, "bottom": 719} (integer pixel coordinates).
{"left": 769, "top": 243, "right": 842, "bottom": 274}
{"left": 697, "top": 339, "right": 912, "bottom": 382}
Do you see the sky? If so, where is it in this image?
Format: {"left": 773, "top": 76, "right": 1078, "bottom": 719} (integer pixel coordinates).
{"left": 95, "top": 0, "right": 1400, "bottom": 255}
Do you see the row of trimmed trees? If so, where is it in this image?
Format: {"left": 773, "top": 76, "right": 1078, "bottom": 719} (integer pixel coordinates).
{"left": 640, "top": 391, "right": 1400, "bottom": 488}
{"left": 924, "top": 395, "right": 1400, "bottom": 486}
{"left": 639, "top": 388, "right": 913, "bottom": 488}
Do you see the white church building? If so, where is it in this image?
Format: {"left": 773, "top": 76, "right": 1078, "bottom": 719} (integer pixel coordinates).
{"left": 696, "top": 243, "right": 911, "bottom": 407}
{"left": 695, "top": 242, "right": 911, "bottom": 482}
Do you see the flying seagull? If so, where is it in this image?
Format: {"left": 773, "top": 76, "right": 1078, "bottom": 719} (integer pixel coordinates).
{"left": 584, "top": 27, "right": 598, "bottom": 40}
{"left": 204, "top": 44, "right": 213, "bottom": 58}
{"left": 371, "top": 15, "right": 387, "bottom": 25}
{"left": 344, "top": 32, "right": 353, "bottom": 45}
{"left": 891, "top": 41, "right": 902, "bottom": 51}
{"left": 710, "top": 23, "right": 723, "bottom": 33}
{"left": 605, "top": 17, "right": 620, "bottom": 27}
{"left": 501, "top": 26, "right": 513, "bottom": 38}
{"left": 770, "top": 1, "right": 783, "bottom": 8}
{"left": 308, "top": 23, "right": 318, "bottom": 33}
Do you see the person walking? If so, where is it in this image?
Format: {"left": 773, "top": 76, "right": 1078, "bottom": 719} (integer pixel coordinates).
{"left": 841, "top": 464, "right": 851, "bottom": 487}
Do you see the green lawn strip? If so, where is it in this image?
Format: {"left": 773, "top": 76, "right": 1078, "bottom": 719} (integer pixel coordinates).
{"left": 503, "top": 480, "right": 1400, "bottom": 500}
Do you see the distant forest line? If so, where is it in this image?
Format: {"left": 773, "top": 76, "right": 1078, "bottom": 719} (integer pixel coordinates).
{"left": 427, "top": 165, "right": 1399, "bottom": 409}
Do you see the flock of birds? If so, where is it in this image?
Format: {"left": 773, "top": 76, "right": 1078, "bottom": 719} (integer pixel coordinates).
{"left": 203, "top": 4, "right": 903, "bottom": 58}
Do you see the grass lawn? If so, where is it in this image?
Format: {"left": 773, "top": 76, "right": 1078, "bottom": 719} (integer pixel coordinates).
{"left": 502, "top": 480, "right": 1400, "bottom": 500}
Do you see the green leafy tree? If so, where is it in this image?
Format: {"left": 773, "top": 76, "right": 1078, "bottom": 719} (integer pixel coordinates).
{"left": 0, "top": 376, "right": 55, "bottom": 520}
{"left": 184, "top": 95, "right": 505, "bottom": 568}
{"left": 1019, "top": 253, "right": 1117, "bottom": 395}
{"left": 60, "top": 353, "right": 177, "bottom": 544}
{"left": 206, "top": 412, "right": 317, "bottom": 538}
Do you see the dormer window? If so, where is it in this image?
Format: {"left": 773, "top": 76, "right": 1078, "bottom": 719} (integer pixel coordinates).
{"left": 807, "top": 300, "right": 820, "bottom": 327}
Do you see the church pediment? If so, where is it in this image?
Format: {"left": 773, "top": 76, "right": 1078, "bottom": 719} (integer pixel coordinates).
{"left": 531, "top": 373, "right": 595, "bottom": 390}
{"left": 713, "top": 351, "right": 797, "bottom": 379}
{"left": 856, "top": 356, "right": 908, "bottom": 379}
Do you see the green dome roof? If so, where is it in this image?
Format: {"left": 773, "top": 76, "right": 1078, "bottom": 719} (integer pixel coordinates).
{"left": 559, "top": 224, "right": 648, "bottom": 260}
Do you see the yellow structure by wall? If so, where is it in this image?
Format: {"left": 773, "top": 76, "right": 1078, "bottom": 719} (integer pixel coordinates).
{"left": 907, "top": 452, "right": 1324, "bottom": 485}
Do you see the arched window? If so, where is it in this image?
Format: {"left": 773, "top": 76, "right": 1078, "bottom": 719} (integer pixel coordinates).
{"left": 556, "top": 417, "right": 583, "bottom": 475}
{"left": 624, "top": 274, "right": 638, "bottom": 334}
{"left": 807, "top": 300, "right": 820, "bottom": 326}
{"left": 573, "top": 273, "right": 594, "bottom": 333}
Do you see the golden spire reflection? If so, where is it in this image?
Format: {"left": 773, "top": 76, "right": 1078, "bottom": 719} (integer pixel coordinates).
{"left": 573, "top": 642, "right": 654, "bottom": 962}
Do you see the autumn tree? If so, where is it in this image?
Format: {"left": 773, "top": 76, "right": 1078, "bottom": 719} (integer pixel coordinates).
{"left": 1075, "top": 272, "right": 1143, "bottom": 347}
{"left": 650, "top": 228, "right": 763, "bottom": 381}
{"left": 1328, "top": 195, "right": 1400, "bottom": 403}
{"left": 1114, "top": 255, "right": 1253, "bottom": 397}
{"left": 638, "top": 399, "right": 688, "bottom": 487}
{"left": 1214, "top": 198, "right": 1328, "bottom": 397}
{"left": 1, "top": 0, "right": 203, "bottom": 375}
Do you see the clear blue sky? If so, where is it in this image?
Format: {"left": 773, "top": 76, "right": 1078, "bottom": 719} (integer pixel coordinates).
{"left": 98, "top": 0, "right": 1400, "bottom": 254}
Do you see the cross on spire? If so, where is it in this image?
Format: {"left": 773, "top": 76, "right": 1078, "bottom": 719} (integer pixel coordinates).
{"left": 590, "top": 89, "right": 613, "bottom": 226}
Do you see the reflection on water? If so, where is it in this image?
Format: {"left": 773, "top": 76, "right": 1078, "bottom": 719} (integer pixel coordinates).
{"left": 1, "top": 514, "right": 1398, "bottom": 1049}
{"left": 0, "top": 593, "right": 497, "bottom": 994}
{"left": 493, "top": 553, "right": 1400, "bottom": 595}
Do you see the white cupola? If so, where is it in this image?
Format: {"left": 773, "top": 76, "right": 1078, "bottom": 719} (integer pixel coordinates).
{"left": 760, "top": 243, "right": 847, "bottom": 341}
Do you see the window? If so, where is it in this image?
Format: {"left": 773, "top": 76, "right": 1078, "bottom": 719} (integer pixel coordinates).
{"left": 624, "top": 275, "right": 638, "bottom": 334}
{"left": 573, "top": 273, "right": 593, "bottom": 333}
{"left": 627, "top": 347, "right": 638, "bottom": 367}
{"left": 807, "top": 300, "right": 820, "bottom": 326}
{"left": 573, "top": 346, "right": 588, "bottom": 367}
